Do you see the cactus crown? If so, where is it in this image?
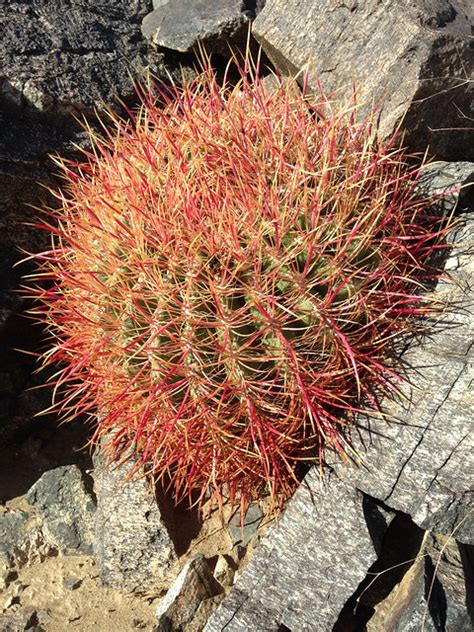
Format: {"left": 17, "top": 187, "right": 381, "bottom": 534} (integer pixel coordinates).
{"left": 31, "top": 54, "right": 447, "bottom": 513}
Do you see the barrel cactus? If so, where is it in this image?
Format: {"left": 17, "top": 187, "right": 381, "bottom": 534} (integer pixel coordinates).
{"left": 31, "top": 56, "right": 448, "bottom": 513}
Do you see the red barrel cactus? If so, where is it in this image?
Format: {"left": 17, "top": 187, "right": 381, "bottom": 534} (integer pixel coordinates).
{"left": 29, "top": 55, "right": 448, "bottom": 513}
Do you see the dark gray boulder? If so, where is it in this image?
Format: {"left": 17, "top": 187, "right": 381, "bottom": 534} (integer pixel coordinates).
{"left": 142, "top": 0, "right": 262, "bottom": 54}
{"left": 253, "top": 0, "right": 474, "bottom": 161}
{"left": 27, "top": 465, "right": 96, "bottom": 554}
{"left": 0, "top": 0, "right": 158, "bottom": 118}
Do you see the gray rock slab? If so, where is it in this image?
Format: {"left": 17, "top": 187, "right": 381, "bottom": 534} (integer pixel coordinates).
{"left": 92, "top": 454, "right": 178, "bottom": 594}
{"left": 205, "top": 472, "right": 385, "bottom": 631}
{"left": 332, "top": 217, "right": 474, "bottom": 544}
{"left": 253, "top": 0, "right": 474, "bottom": 161}
{"left": 155, "top": 555, "right": 223, "bottom": 632}
{"left": 27, "top": 465, "right": 96, "bottom": 554}
{"left": 142, "top": 0, "right": 254, "bottom": 54}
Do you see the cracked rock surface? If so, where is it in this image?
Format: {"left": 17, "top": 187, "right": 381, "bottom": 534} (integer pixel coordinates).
{"left": 0, "top": 0, "right": 155, "bottom": 116}
{"left": 333, "top": 216, "right": 474, "bottom": 544}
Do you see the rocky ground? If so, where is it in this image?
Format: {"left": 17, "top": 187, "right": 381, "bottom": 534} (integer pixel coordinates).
{"left": 1, "top": 1, "right": 473, "bottom": 631}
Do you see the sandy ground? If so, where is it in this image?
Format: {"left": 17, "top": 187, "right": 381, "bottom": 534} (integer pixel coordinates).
{"left": 0, "top": 490, "right": 270, "bottom": 632}
{"left": 1, "top": 554, "right": 157, "bottom": 631}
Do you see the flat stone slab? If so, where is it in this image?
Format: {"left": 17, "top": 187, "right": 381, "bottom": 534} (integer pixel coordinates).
{"left": 142, "top": 0, "right": 254, "bottom": 54}
{"left": 205, "top": 473, "right": 385, "bottom": 631}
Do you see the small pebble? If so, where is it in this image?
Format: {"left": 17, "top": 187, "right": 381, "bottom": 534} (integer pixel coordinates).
{"left": 36, "top": 610, "right": 51, "bottom": 622}
{"left": 213, "top": 555, "right": 235, "bottom": 586}
{"left": 63, "top": 577, "right": 82, "bottom": 590}
{"left": 68, "top": 613, "right": 81, "bottom": 622}
{"left": 132, "top": 619, "right": 147, "bottom": 629}
{"left": 3, "top": 595, "right": 20, "bottom": 610}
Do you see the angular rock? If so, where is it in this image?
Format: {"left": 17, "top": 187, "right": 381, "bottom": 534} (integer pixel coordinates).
{"left": 205, "top": 474, "right": 392, "bottom": 631}
{"left": 155, "top": 555, "right": 223, "bottom": 631}
{"left": 27, "top": 465, "right": 96, "bottom": 554}
{"left": 0, "top": 607, "right": 41, "bottom": 632}
{"left": 92, "top": 454, "right": 178, "bottom": 593}
{"left": 368, "top": 533, "right": 473, "bottom": 631}
{"left": 331, "top": 216, "right": 474, "bottom": 544}
{"left": 0, "top": 507, "right": 55, "bottom": 569}
{"left": 142, "top": 0, "right": 258, "bottom": 54}
{"left": 253, "top": 0, "right": 474, "bottom": 161}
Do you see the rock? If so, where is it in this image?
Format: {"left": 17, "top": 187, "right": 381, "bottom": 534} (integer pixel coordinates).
{"left": 253, "top": 0, "right": 474, "bottom": 161}
{"left": 205, "top": 475, "right": 395, "bottom": 631}
{"left": 192, "top": 596, "right": 225, "bottom": 632}
{"left": 0, "top": 0, "right": 159, "bottom": 118}
{"left": 0, "top": 507, "right": 54, "bottom": 569}
{"left": 330, "top": 216, "right": 474, "bottom": 545}
{"left": 92, "top": 453, "right": 178, "bottom": 593}
{"left": 204, "top": 218, "right": 473, "bottom": 627}
{"left": 0, "top": 510, "right": 28, "bottom": 559}
{"left": 334, "top": 511, "right": 426, "bottom": 629}
{"left": 0, "top": 0, "right": 162, "bottom": 446}
{"left": 142, "top": 0, "right": 260, "bottom": 54}
{"left": 153, "top": 0, "right": 170, "bottom": 9}
{"left": 155, "top": 555, "right": 223, "bottom": 632}
{"left": 416, "top": 161, "right": 474, "bottom": 215}
{"left": 63, "top": 577, "right": 82, "bottom": 591}
{"left": 368, "top": 533, "right": 473, "bottom": 631}
{"left": 35, "top": 611, "right": 50, "bottom": 624}
{"left": 27, "top": 465, "right": 96, "bottom": 554}
{"left": 213, "top": 555, "right": 236, "bottom": 587}
{"left": 227, "top": 503, "right": 263, "bottom": 547}
{"left": 0, "top": 607, "right": 40, "bottom": 632}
